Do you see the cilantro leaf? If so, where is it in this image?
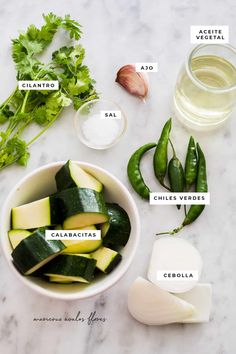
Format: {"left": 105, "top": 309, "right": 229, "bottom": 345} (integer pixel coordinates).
{"left": 61, "top": 14, "right": 82, "bottom": 40}
{"left": 34, "top": 92, "right": 71, "bottom": 126}
{"left": 33, "top": 106, "right": 48, "bottom": 125}
{"left": 67, "top": 67, "right": 91, "bottom": 95}
{"left": 0, "top": 105, "right": 14, "bottom": 124}
{"left": 43, "top": 12, "right": 62, "bottom": 27}
{"left": 26, "top": 25, "right": 40, "bottom": 41}
{"left": 0, "top": 136, "right": 29, "bottom": 169}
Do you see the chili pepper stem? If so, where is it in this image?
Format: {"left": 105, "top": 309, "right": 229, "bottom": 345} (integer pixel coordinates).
{"left": 156, "top": 231, "right": 175, "bottom": 236}
{"left": 169, "top": 139, "right": 176, "bottom": 157}
{"left": 156, "top": 225, "right": 184, "bottom": 236}
{"left": 184, "top": 204, "right": 187, "bottom": 216}
{"left": 160, "top": 182, "right": 171, "bottom": 191}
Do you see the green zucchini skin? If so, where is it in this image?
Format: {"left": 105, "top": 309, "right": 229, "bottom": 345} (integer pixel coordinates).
{"left": 103, "top": 203, "right": 131, "bottom": 250}
{"left": 55, "top": 160, "right": 103, "bottom": 192}
{"left": 56, "top": 187, "right": 108, "bottom": 221}
{"left": 11, "top": 229, "right": 65, "bottom": 275}
{"left": 50, "top": 195, "right": 61, "bottom": 225}
{"left": 43, "top": 254, "right": 97, "bottom": 282}
{"left": 105, "top": 253, "right": 122, "bottom": 273}
{"left": 55, "top": 161, "right": 75, "bottom": 191}
{"left": 92, "top": 246, "right": 122, "bottom": 274}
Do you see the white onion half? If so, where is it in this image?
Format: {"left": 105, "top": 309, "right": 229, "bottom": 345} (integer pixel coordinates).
{"left": 148, "top": 237, "right": 203, "bottom": 293}
{"left": 128, "top": 277, "right": 195, "bottom": 325}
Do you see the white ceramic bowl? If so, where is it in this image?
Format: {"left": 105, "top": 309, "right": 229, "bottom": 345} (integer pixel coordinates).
{"left": 0, "top": 161, "right": 140, "bottom": 300}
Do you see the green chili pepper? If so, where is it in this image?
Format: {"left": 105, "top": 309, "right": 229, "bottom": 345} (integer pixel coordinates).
{"left": 153, "top": 118, "right": 172, "bottom": 190}
{"left": 184, "top": 136, "right": 198, "bottom": 215}
{"left": 196, "top": 143, "right": 208, "bottom": 192}
{"left": 127, "top": 142, "right": 157, "bottom": 199}
{"left": 182, "top": 143, "right": 207, "bottom": 226}
{"left": 168, "top": 140, "right": 185, "bottom": 209}
{"left": 185, "top": 136, "right": 198, "bottom": 191}
{"left": 157, "top": 142, "right": 208, "bottom": 235}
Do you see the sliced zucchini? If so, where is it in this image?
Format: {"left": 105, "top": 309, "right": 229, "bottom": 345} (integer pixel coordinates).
{"left": 103, "top": 203, "right": 131, "bottom": 250}
{"left": 54, "top": 224, "right": 62, "bottom": 230}
{"left": 97, "top": 222, "right": 110, "bottom": 238}
{"left": 62, "top": 239, "right": 102, "bottom": 254}
{"left": 11, "top": 229, "right": 65, "bottom": 275}
{"left": 12, "top": 196, "right": 59, "bottom": 229}
{"left": 56, "top": 187, "right": 108, "bottom": 228}
{"left": 48, "top": 275, "right": 87, "bottom": 283}
{"left": 48, "top": 276, "right": 73, "bottom": 283}
{"left": 8, "top": 229, "right": 31, "bottom": 249}
{"left": 55, "top": 160, "right": 103, "bottom": 192}
{"left": 92, "top": 246, "right": 122, "bottom": 274}
{"left": 63, "top": 213, "right": 108, "bottom": 229}
{"left": 43, "top": 254, "right": 97, "bottom": 283}
{"left": 61, "top": 225, "right": 102, "bottom": 254}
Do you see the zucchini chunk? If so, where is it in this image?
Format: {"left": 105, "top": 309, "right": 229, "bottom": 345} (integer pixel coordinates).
{"left": 63, "top": 213, "right": 108, "bottom": 229}
{"left": 8, "top": 229, "right": 31, "bottom": 249}
{"left": 61, "top": 225, "right": 102, "bottom": 254}
{"left": 97, "top": 222, "right": 110, "bottom": 238}
{"left": 48, "top": 275, "right": 73, "bottom": 283}
{"left": 55, "top": 160, "right": 103, "bottom": 192}
{"left": 54, "top": 224, "right": 62, "bottom": 230}
{"left": 12, "top": 196, "right": 59, "bottom": 229}
{"left": 11, "top": 229, "right": 65, "bottom": 275}
{"left": 44, "top": 254, "right": 97, "bottom": 283}
{"left": 56, "top": 187, "right": 109, "bottom": 228}
{"left": 92, "top": 246, "right": 122, "bottom": 274}
{"left": 103, "top": 203, "right": 131, "bottom": 250}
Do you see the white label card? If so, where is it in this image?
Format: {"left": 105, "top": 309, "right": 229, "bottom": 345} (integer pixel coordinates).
{"left": 156, "top": 270, "right": 199, "bottom": 281}
{"left": 100, "top": 110, "right": 121, "bottom": 119}
{"left": 46, "top": 230, "right": 101, "bottom": 240}
{"left": 18, "top": 80, "right": 59, "bottom": 90}
{"left": 150, "top": 192, "right": 210, "bottom": 205}
{"left": 190, "top": 26, "right": 229, "bottom": 44}
{"left": 135, "top": 62, "right": 158, "bottom": 72}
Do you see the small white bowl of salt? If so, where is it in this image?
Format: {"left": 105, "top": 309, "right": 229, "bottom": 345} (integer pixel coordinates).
{"left": 74, "top": 99, "right": 127, "bottom": 149}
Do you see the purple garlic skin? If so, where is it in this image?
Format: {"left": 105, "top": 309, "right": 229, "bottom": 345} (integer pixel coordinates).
{"left": 116, "top": 64, "right": 148, "bottom": 99}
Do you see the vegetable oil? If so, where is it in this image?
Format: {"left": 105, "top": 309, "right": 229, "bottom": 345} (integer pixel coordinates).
{"left": 174, "top": 55, "right": 236, "bottom": 129}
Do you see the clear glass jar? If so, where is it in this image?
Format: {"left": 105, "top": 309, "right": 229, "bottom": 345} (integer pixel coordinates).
{"left": 174, "top": 44, "right": 236, "bottom": 131}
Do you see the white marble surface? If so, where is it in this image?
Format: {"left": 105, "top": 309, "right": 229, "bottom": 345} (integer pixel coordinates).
{"left": 0, "top": 0, "right": 236, "bottom": 353}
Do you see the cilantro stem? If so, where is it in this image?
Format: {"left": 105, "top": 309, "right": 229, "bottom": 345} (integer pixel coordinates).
{"left": 27, "top": 108, "right": 63, "bottom": 146}
{"left": 0, "top": 87, "right": 18, "bottom": 111}
{"left": 20, "top": 63, "right": 55, "bottom": 114}
{"left": 20, "top": 91, "right": 30, "bottom": 113}
{"left": 0, "top": 156, "right": 18, "bottom": 171}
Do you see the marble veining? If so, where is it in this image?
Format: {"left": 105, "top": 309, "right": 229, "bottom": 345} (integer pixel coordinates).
{"left": 0, "top": 0, "right": 236, "bottom": 353}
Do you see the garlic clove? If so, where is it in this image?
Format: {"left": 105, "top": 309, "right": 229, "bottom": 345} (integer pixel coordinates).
{"left": 116, "top": 64, "right": 148, "bottom": 99}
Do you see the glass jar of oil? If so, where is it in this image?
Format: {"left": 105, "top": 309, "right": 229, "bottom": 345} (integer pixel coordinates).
{"left": 174, "top": 44, "right": 236, "bottom": 130}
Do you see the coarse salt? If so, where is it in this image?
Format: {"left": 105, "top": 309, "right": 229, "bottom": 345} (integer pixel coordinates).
{"left": 82, "top": 114, "right": 121, "bottom": 147}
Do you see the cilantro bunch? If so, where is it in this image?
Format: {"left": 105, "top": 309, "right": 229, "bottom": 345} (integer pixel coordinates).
{"left": 0, "top": 13, "right": 98, "bottom": 170}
